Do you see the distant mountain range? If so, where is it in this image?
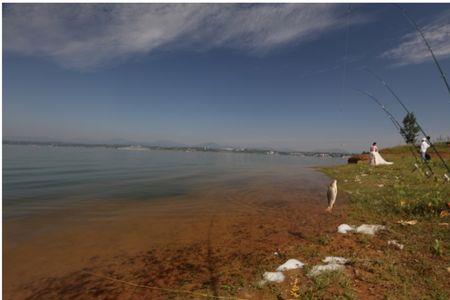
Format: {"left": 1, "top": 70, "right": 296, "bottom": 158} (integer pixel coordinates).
{"left": 4, "top": 136, "right": 221, "bottom": 149}
{"left": 4, "top": 136, "right": 351, "bottom": 154}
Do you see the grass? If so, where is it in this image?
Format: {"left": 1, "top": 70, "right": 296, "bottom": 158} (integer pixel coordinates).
{"left": 319, "top": 143, "right": 450, "bottom": 299}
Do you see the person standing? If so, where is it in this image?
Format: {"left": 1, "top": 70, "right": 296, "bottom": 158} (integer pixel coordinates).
{"left": 420, "top": 137, "right": 430, "bottom": 160}
{"left": 370, "top": 142, "right": 378, "bottom": 165}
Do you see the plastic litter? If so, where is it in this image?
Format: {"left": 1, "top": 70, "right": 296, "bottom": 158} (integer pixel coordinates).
{"left": 322, "top": 256, "right": 349, "bottom": 265}
{"left": 263, "top": 271, "right": 285, "bottom": 283}
{"left": 308, "top": 263, "right": 345, "bottom": 277}
{"left": 356, "top": 224, "right": 385, "bottom": 235}
{"left": 276, "top": 259, "right": 305, "bottom": 271}
{"left": 388, "top": 240, "right": 404, "bottom": 250}
{"left": 337, "top": 224, "right": 355, "bottom": 234}
{"left": 397, "top": 220, "right": 417, "bottom": 226}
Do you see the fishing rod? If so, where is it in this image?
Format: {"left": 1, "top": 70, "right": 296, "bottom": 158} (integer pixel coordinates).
{"left": 354, "top": 89, "right": 435, "bottom": 176}
{"left": 393, "top": 4, "right": 450, "bottom": 103}
{"left": 364, "top": 68, "right": 450, "bottom": 175}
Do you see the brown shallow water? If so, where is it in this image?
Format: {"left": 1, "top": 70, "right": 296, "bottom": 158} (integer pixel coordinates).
{"left": 4, "top": 165, "right": 347, "bottom": 299}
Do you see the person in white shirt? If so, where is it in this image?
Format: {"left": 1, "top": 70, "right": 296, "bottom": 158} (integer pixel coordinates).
{"left": 420, "top": 137, "right": 430, "bottom": 160}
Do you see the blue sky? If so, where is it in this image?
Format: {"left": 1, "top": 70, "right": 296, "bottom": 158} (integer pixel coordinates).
{"left": 3, "top": 3, "right": 450, "bottom": 152}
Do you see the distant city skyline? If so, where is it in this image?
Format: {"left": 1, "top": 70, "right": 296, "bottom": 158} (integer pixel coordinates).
{"left": 3, "top": 3, "right": 450, "bottom": 152}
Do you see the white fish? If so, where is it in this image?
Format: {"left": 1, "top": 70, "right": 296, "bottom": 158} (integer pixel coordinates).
{"left": 326, "top": 180, "right": 337, "bottom": 212}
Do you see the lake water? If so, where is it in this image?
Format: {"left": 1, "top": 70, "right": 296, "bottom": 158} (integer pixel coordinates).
{"left": 3, "top": 144, "right": 346, "bottom": 299}
{"left": 3, "top": 144, "right": 344, "bottom": 219}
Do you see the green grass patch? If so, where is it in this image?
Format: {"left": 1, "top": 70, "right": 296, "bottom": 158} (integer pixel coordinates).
{"left": 319, "top": 146, "right": 450, "bottom": 299}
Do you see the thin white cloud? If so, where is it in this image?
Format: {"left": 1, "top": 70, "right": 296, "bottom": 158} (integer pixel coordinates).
{"left": 382, "top": 10, "right": 450, "bottom": 66}
{"left": 4, "top": 4, "right": 365, "bottom": 71}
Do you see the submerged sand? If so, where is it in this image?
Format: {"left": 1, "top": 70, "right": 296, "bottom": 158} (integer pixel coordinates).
{"left": 4, "top": 170, "right": 346, "bottom": 299}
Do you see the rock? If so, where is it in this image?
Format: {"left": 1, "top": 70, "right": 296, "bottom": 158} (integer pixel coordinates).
{"left": 308, "top": 263, "right": 345, "bottom": 277}
{"left": 356, "top": 224, "right": 386, "bottom": 235}
{"left": 263, "top": 271, "right": 285, "bottom": 283}
{"left": 348, "top": 154, "right": 370, "bottom": 164}
{"left": 388, "top": 240, "right": 404, "bottom": 250}
{"left": 322, "top": 256, "right": 349, "bottom": 265}
{"left": 276, "top": 259, "right": 305, "bottom": 271}
{"left": 337, "top": 224, "right": 355, "bottom": 234}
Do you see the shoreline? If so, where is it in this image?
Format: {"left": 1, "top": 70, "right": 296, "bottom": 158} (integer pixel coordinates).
{"left": 5, "top": 144, "right": 448, "bottom": 299}
{"left": 4, "top": 169, "right": 344, "bottom": 299}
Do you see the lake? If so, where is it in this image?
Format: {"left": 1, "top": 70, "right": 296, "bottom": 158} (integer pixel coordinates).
{"left": 3, "top": 144, "right": 345, "bottom": 299}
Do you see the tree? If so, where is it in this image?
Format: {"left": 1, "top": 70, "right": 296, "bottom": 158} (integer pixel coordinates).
{"left": 400, "top": 112, "right": 420, "bottom": 144}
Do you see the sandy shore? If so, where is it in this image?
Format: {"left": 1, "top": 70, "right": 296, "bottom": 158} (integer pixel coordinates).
{"left": 4, "top": 171, "right": 346, "bottom": 299}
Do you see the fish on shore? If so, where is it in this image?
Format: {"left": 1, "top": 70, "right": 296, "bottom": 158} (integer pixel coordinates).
{"left": 326, "top": 180, "right": 337, "bottom": 212}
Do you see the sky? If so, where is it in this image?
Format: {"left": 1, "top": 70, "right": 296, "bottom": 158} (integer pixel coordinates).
{"left": 3, "top": 3, "right": 450, "bottom": 152}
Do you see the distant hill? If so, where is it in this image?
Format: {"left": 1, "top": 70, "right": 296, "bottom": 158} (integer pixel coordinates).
{"left": 193, "top": 142, "right": 227, "bottom": 149}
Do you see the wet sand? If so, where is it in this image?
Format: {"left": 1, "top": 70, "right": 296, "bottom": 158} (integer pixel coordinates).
{"left": 4, "top": 169, "right": 347, "bottom": 299}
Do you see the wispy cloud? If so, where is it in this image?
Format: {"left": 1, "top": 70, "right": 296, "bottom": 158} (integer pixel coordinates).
{"left": 382, "top": 10, "right": 450, "bottom": 66}
{"left": 4, "top": 4, "right": 365, "bottom": 71}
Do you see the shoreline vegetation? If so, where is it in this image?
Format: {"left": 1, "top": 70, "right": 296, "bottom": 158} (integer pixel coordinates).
{"left": 316, "top": 143, "right": 450, "bottom": 299}
{"left": 3, "top": 140, "right": 351, "bottom": 158}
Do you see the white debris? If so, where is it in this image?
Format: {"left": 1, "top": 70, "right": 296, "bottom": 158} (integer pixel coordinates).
{"left": 308, "top": 263, "right": 345, "bottom": 277}
{"left": 263, "top": 271, "right": 285, "bottom": 283}
{"left": 337, "top": 224, "right": 355, "bottom": 234}
{"left": 388, "top": 240, "right": 404, "bottom": 250}
{"left": 356, "top": 224, "right": 386, "bottom": 235}
{"left": 276, "top": 259, "right": 305, "bottom": 271}
{"left": 322, "top": 256, "right": 349, "bottom": 265}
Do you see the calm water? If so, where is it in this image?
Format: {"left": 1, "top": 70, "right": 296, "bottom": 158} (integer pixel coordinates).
{"left": 3, "top": 145, "right": 344, "bottom": 218}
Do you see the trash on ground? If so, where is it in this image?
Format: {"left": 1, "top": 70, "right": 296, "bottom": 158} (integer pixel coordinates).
{"left": 440, "top": 210, "right": 449, "bottom": 218}
{"left": 388, "top": 240, "right": 404, "bottom": 250}
{"left": 322, "top": 256, "right": 349, "bottom": 265}
{"left": 397, "top": 220, "right": 417, "bottom": 226}
{"left": 356, "top": 224, "right": 386, "bottom": 235}
{"left": 308, "top": 263, "right": 345, "bottom": 277}
{"left": 338, "top": 223, "right": 385, "bottom": 235}
{"left": 276, "top": 259, "right": 305, "bottom": 271}
{"left": 438, "top": 223, "right": 449, "bottom": 226}
{"left": 262, "top": 271, "right": 285, "bottom": 283}
{"left": 337, "top": 224, "right": 355, "bottom": 234}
